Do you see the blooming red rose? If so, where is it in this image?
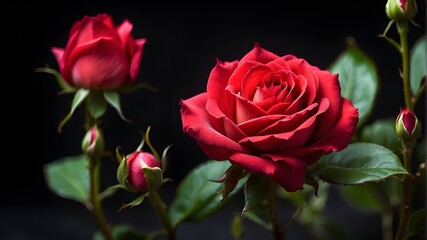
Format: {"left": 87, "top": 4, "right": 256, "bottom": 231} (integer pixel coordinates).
{"left": 180, "top": 43, "right": 359, "bottom": 192}
{"left": 51, "top": 13, "right": 146, "bottom": 90}
{"left": 126, "top": 151, "right": 160, "bottom": 192}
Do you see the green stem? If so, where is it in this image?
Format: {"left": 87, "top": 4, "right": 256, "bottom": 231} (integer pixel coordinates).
{"left": 84, "top": 102, "right": 112, "bottom": 240}
{"left": 395, "top": 148, "right": 413, "bottom": 240}
{"left": 394, "top": 20, "right": 417, "bottom": 240}
{"left": 89, "top": 156, "right": 113, "bottom": 240}
{"left": 148, "top": 190, "right": 176, "bottom": 240}
{"left": 397, "top": 21, "right": 413, "bottom": 111}
{"left": 266, "top": 185, "right": 283, "bottom": 240}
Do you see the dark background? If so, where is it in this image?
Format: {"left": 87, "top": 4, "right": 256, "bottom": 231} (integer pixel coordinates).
{"left": 1, "top": 1, "right": 425, "bottom": 240}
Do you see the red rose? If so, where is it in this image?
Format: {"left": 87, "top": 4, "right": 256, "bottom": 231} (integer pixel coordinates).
{"left": 180, "top": 43, "right": 359, "bottom": 192}
{"left": 126, "top": 151, "right": 160, "bottom": 192}
{"left": 51, "top": 13, "right": 146, "bottom": 90}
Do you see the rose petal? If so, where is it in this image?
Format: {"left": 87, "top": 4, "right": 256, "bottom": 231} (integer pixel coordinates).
{"left": 207, "top": 59, "right": 239, "bottom": 118}
{"left": 240, "top": 42, "right": 280, "bottom": 64}
{"left": 69, "top": 38, "right": 128, "bottom": 89}
{"left": 239, "top": 99, "right": 329, "bottom": 152}
{"left": 229, "top": 152, "right": 306, "bottom": 192}
{"left": 260, "top": 102, "right": 320, "bottom": 135}
{"left": 232, "top": 91, "right": 266, "bottom": 124}
{"left": 266, "top": 57, "right": 292, "bottom": 71}
{"left": 277, "top": 98, "right": 359, "bottom": 163}
{"left": 286, "top": 57, "right": 317, "bottom": 105}
{"left": 283, "top": 74, "right": 307, "bottom": 115}
{"left": 51, "top": 47, "right": 65, "bottom": 72}
{"left": 180, "top": 93, "right": 247, "bottom": 159}
{"left": 129, "top": 38, "right": 146, "bottom": 81}
{"left": 311, "top": 70, "right": 343, "bottom": 138}
{"left": 238, "top": 115, "right": 284, "bottom": 136}
{"left": 241, "top": 64, "right": 274, "bottom": 100}
{"left": 116, "top": 19, "right": 133, "bottom": 49}
{"left": 228, "top": 61, "right": 260, "bottom": 94}
{"left": 206, "top": 99, "right": 247, "bottom": 142}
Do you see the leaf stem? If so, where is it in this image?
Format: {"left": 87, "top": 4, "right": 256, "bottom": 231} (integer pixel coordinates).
{"left": 147, "top": 190, "right": 176, "bottom": 240}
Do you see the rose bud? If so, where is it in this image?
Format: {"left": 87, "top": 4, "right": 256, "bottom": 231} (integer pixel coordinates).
{"left": 81, "top": 125, "right": 105, "bottom": 158}
{"left": 386, "top": 0, "right": 417, "bottom": 21}
{"left": 124, "top": 151, "right": 161, "bottom": 192}
{"left": 395, "top": 108, "right": 422, "bottom": 147}
{"left": 51, "top": 13, "right": 146, "bottom": 90}
{"left": 180, "top": 43, "right": 359, "bottom": 192}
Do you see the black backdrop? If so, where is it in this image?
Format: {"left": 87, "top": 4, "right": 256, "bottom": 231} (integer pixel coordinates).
{"left": 1, "top": 1, "right": 425, "bottom": 240}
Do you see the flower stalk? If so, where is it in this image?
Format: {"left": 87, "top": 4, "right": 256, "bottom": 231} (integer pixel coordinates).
{"left": 391, "top": 13, "right": 421, "bottom": 240}
{"left": 396, "top": 21, "right": 413, "bottom": 110}
{"left": 147, "top": 190, "right": 176, "bottom": 240}
{"left": 266, "top": 185, "right": 283, "bottom": 240}
{"left": 84, "top": 104, "right": 113, "bottom": 240}
{"left": 88, "top": 155, "right": 113, "bottom": 240}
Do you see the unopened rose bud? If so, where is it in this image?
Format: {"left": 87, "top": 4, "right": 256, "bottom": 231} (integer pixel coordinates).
{"left": 125, "top": 151, "right": 161, "bottom": 192}
{"left": 81, "top": 125, "right": 105, "bottom": 158}
{"left": 386, "top": 0, "right": 417, "bottom": 21}
{"left": 395, "top": 108, "right": 422, "bottom": 148}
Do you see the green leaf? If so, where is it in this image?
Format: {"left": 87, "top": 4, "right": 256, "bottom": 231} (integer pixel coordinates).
{"left": 43, "top": 155, "right": 89, "bottom": 204}
{"left": 314, "top": 143, "right": 408, "bottom": 185}
{"left": 405, "top": 208, "right": 425, "bottom": 239}
{"left": 410, "top": 35, "right": 426, "bottom": 95}
{"left": 168, "top": 160, "right": 242, "bottom": 225}
{"left": 58, "top": 88, "right": 90, "bottom": 133}
{"left": 361, "top": 118, "right": 400, "bottom": 155}
{"left": 87, "top": 91, "right": 107, "bottom": 119}
{"left": 93, "top": 224, "right": 147, "bottom": 240}
{"left": 243, "top": 174, "right": 272, "bottom": 214}
{"left": 103, "top": 91, "right": 130, "bottom": 122}
{"left": 328, "top": 39, "right": 379, "bottom": 130}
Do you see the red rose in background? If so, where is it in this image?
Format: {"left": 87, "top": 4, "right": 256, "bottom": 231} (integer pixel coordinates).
{"left": 51, "top": 13, "right": 146, "bottom": 90}
{"left": 180, "top": 43, "right": 359, "bottom": 192}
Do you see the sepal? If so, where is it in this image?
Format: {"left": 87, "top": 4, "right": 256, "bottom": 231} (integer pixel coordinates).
{"left": 210, "top": 164, "right": 246, "bottom": 200}
{"left": 116, "top": 155, "right": 139, "bottom": 192}
{"left": 58, "top": 88, "right": 90, "bottom": 133}
{"left": 35, "top": 67, "right": 76, "bottom": 93}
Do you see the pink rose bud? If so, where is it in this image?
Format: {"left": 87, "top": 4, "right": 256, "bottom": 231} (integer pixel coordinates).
{"left": 395, "top": 108, "right": 422, "bottom": 145}
{"left": 386, "top": 0, "right": 417, "bottom": 21}
{"left": 126, "top": 151, "right": 161, "bottom": 192}
{"left": 81, "top": 125, "right": 105, "bottom": 158}
{"left": 51, "top": 13, "right": 146, "bottom": 90}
